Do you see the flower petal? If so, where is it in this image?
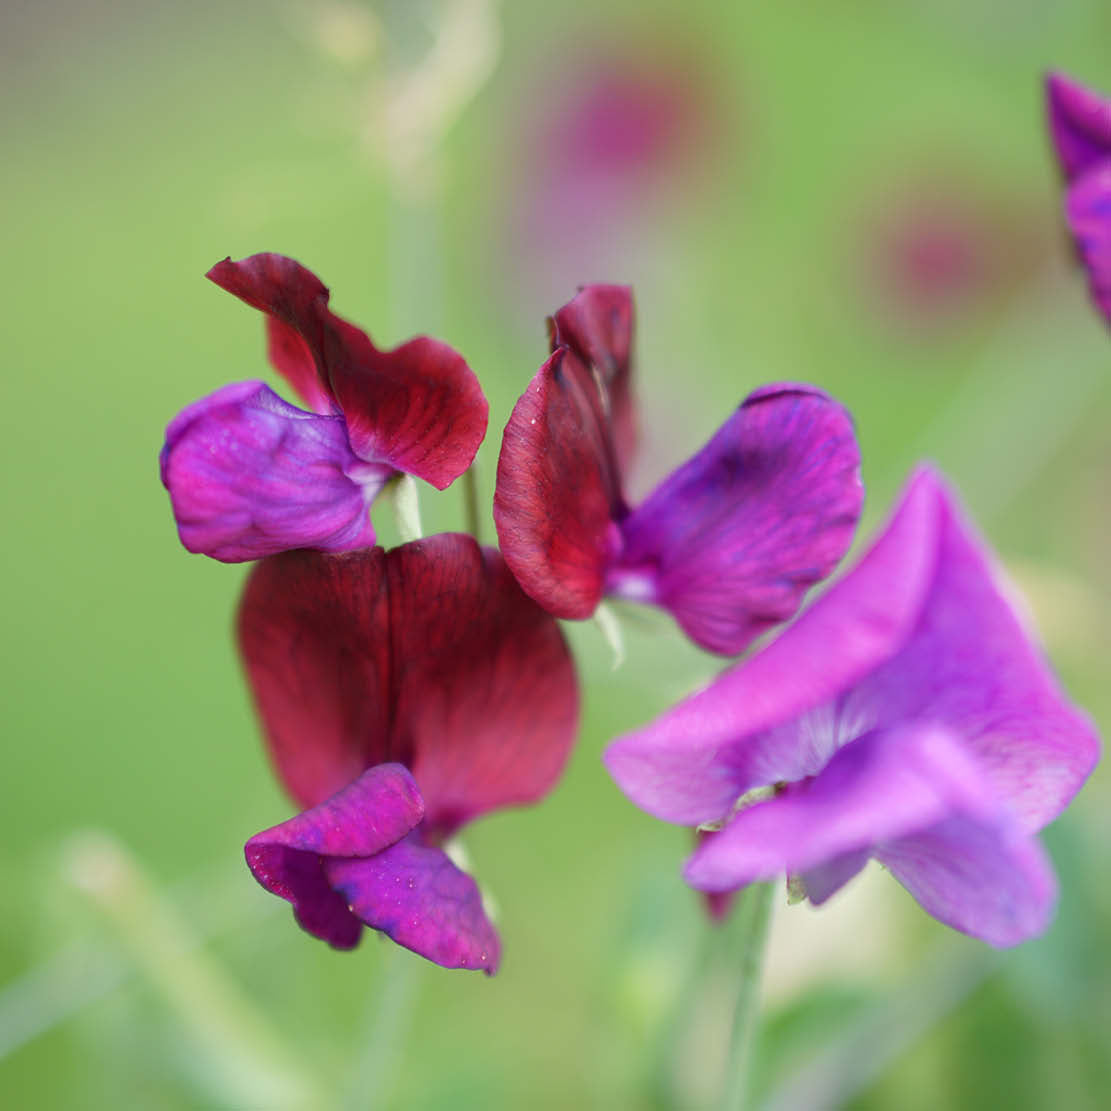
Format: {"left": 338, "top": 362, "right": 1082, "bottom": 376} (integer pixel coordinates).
{"left": 604, "top": 466, "right": 941, "bottom": 825}
{"left": 238, "top": 547, "right": 394, "bottom": 809}
{"left": 684, "top": 723, "right": 989, "bottom": 892}
{"left": 1065, "top": 167, "right": 1111, "bottom": 323}
{"left": 609, "top": 384, "right": 863, "bottom": 655}
{"left": 208, "top": 254, "right": 488, "bottom": 488}
{"left": 160, "top": 381, "right": 382, "bottom": 562}
{"left": 244, "top": 763, "right": 426, "bottom": 950}
{"left": 876, "top": 813, "right": 1056, "bottom": 948}
{"left": 549, "top": 284, "right": 637, "bottom": 471}
{"left": 1045, "top": 71, "right": 1111, "bottom": 184}
{"left": 238, "top": 536, "right": 579, "bottom": 828}
{"left": 325, "top": 834, "right": 501, "bottom": 973}
{"left": 385, "top": 535, "right": 580, "bottom": 832}
{"left": 494, "top": 347, "right": 624, "bottom": 618}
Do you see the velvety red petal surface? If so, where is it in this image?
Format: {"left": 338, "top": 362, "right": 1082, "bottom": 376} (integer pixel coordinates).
{"left": 494, "top": 347, "right": 625, "bottom": 618}
{"left": 549, "top": 284, "right": 637, "bottom": 472}
{"left": 326, "top": 833, "right": 501, "bottom": 973}
{"left": 238, "top": 535, "right": 579, "bottom": 830}
{"left": 244, "top": 763, "right": 425, "bottom": 950}
{"left": 208, "top": 253, "right": 488, "bottom": 487}
{"left": 1045, "top": 72, "right": 1111, "bottom": 183}
{"left": 611, "top": 384, "right": 863, "bottom": 655}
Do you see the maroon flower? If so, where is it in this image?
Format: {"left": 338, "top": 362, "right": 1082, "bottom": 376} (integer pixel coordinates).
{"left": 239, "top": 534, "right": 578, "bottom": 972}
{"left": 494, "top": 286, "right": 863, "bottom": 655}
{"left": 161, "top": 254, "right": 488, "bottom": 560}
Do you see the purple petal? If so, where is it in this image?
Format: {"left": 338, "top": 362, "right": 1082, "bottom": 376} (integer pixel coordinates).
{"left": 608, "top": 384, "right": 863, "bottom": 655}
{"left": 1045, "top": 72, "right": 1111, "bottom": 183}
{"left": 684, "top": 723, "right": 991, "bottom": 892}
{"left": 1066, "top": 167, "right": 1111, "bottom": 323}
{"left": 876, "top": 813, "right": 1056, "bottom": 948}
{"left": 798, "top": 849, "right": 869, "bottom": 906}
{"left": 325, "top": 834, "right": 500, "bottom": 973}
{"left": 161, "top": 381, "right": 384, "bottom": 562}
{"left": 606, "top": 467, "right": 1099, "bottom": 832}
{"left": 244, "top": 764, "right": 426, "bottom": 950}
{"left": 604, "top": 466, "right": 941, "bottom": 825}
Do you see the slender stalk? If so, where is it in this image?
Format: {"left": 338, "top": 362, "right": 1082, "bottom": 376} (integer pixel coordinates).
{"left": 720, "top": 882, "right": 775, "bottom": 1111}
{"left": 461, "top": 464, "right": 482, "bottom": 542}
{"left": 389, "top": 473, "right": 424, "bottom": 542}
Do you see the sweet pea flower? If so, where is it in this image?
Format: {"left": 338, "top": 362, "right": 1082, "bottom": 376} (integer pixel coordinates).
{"left": 160, "top": 254, "right": 488, "bottom": 560}
{"left": 239, "top": 533, "right": 578, "bottom": 972}
{"left": 493, "top": 285, "right": 864, "bottom": 655}
{"left": 605, "top": 467, "right": 1099, "bottom": 946}
{"left": 1045, "top": 72, "right": 1111, "bottom": 323}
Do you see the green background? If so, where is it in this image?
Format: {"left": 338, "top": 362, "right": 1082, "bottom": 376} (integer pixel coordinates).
{"left": 4, "top": 1, "right": 1110, "bottom": 1106}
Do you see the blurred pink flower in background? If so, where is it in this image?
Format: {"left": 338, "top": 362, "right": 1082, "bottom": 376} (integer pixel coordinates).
{"left": 500, "top": 34, "right": 732, "bottom": 303}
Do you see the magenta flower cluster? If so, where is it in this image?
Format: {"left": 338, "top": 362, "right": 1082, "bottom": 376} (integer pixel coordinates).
{"left": 161, "top": 251, "right": 1097, "bottom": 971}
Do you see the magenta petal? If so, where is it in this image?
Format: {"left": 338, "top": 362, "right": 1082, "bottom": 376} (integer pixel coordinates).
{"left": 244, "top": 763, "right": 425, "bottom": 950}
{"left": 325, "top": 835, "right": 501, "bottom": 973}
{"left": 684, "top": 723, "right": 990, "bottom": 892}
{"left": 160, "top": 381, "right": 382, "bottom": 562}
{"left": 1065, "top": 168, "right": 1111, "bottom": 323}
{"left": 610, "top": 384, "right": 863, "bottom": 655}
{"left": 876, "top": 814, "right": 1056, "bottom": 948}
{"left": 208, "top": 254, "right": 488, "bottom": 488}
{"left": 604, "top": 466, "right": 941, "bottom": 825}
{"left": 494, "top": 347, "right": 624, "bottom": 618}
{"left": 1045, "top": 72, "right": 1111, "bottom": 183}
{"left": 549, "top": 284, "right": 637, "bottom": 471}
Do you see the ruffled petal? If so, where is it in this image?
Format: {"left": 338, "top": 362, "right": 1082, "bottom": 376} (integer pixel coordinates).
{"left": 609, "top": 384, "right": 863, "bottom": 655}
{"left": 244, "top": 764, "right": 425, "bottom": 950}
{"left": 839, "top": 470, "right": 1101, "bottom": 830}
{"left": 385, "top": 535, "right": 580, "bottom": 832}
{"left": 325, "top": 834, "right": 500, "bottom": 973}
{"left": 1045, "top": 71, "right": 1111, "bottom": 183}
{"left": 238, "top": 548, "right": 394, "bottom": 809}
{"left": 684, "top": 723, "right": 988, "bottom": 892}
{"left": 549, "top": 284, "right": 637, "bottom": 471}
{"left": 876, "top": 814, "right": 1056, "bottom": 948}
{"left": 604, "top": 466, "right": 942, "bottom": 825}
{"left": 1065, "top": 168, "right": 1111, "bottom": 323}
{"left": 494, "top": 347, "right": 624, "bottom": 618}
{"left": 238, "top": 536, "right": 579, "bottom": 828}
{"left": 208, "top": 254, "right": 488, "bottom": 488}
{"left": 160, "top": 380, "right": 382, "bottom": 562}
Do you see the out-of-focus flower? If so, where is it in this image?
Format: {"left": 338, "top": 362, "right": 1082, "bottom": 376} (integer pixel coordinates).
{"left": 857, "top": 163, "right": 1047, "bottom": 337}
{"left": 493, "top": 285, "right": 863, "bottom": 656}
{"left": 605, "top": 467, "right": 1099, "bottom": 946}
{"left": 240, "top": 533, "right": 578, "bottom": 972}
{"left": 502, "top": 38, "right": 727, "bottom": 300}
{"left": 160, "top": 254, "right": 487, "bottom": 561}
{"left": 1046, "top": 71, "right": 1111, "bottom": 323}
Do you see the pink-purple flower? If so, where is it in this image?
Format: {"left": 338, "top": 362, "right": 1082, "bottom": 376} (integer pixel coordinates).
{"left": 160, "top": 254, "right": 488, "bottom": 561}
{"left": 605, "top": 467, "right": 1099, "bottom": 946}
{"left": 1045, "top": 71, "right": 1111, "bottom": 323}
{"left": 239, "top": 534, "right": 578, "bottom": 972}
{"left": 493, "top": 285, "right": 864, "bottom": 655}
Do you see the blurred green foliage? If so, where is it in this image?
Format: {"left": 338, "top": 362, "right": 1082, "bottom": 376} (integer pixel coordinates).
{"left": 3, "top": 1, "right": 1110, "bottom": 1107}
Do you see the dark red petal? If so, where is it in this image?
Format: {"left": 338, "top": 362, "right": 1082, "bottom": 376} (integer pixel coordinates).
{"left": 265, "top": 317, "right": 335, "bottom": 415}
{"left": 208, "top": 254, "right": 488, "bottom": 487}
{"left": 238, "top": 536, "right": 579, "bottom": 830}
{"left": 238, "top": 549, "right": 393, "bottom": 809}
{"left": 550, "top": 284, "right": 637, "bottom": 470}
{"left": 386, "top": 534, "right": 579, "bottom": 832}
{"left": 494, "top": 347, "right": 624, "bottom": 618}
{"left": 326, "top": 834, "right": 501, "bottom": 973}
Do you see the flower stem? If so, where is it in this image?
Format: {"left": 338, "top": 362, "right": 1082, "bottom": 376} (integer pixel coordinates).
{"left": 720, "top": 881, "right": 775, "bottom": 1111}
{"left": 389, "top": 473, "right": 424, "bottom": 543}
{"left": 461, "top": 464, "right": 482, "bottom": 542}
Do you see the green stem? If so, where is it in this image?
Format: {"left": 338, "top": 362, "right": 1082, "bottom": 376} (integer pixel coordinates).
{"left": 720, "top": 882, "right": 775, "bottom": 1111}
{"left": 461, "top": 464, "right": 482, "bottom": 542}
